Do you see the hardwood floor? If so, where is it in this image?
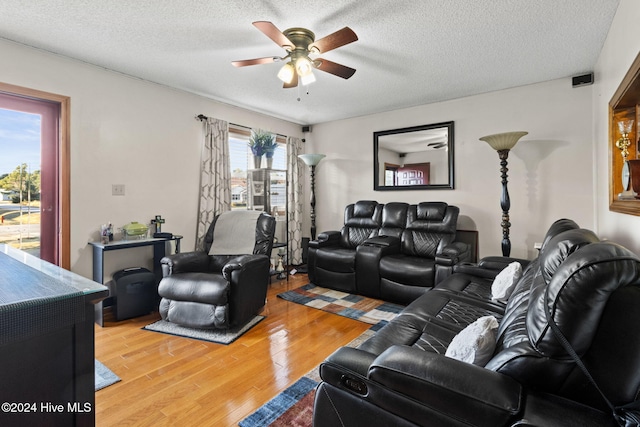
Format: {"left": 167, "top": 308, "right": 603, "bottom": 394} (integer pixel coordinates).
{"left": 94, "top": 273, "right": 370, "bottom": 426}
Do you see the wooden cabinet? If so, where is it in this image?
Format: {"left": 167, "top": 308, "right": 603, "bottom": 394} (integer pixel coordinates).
{"left": 610, "top": 51, "right": 640, "bottom": 215}
{"left": 0, "top": 245, "right": 108, "bottom": 426}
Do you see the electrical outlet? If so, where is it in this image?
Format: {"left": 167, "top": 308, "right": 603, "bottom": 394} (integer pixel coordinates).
{"left": 112, "top": 184, "right": 125, "bottom": 196}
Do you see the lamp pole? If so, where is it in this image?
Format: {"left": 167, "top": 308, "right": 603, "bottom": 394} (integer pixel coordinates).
{"left": 309, "top": 163, "right": 318, "bottom": 240}
{"left": 479, "top": 131, "right": 528, "bottom": 258}
{"left": 298, "top": 154, "right": 326, "bottom": 241}
{"left": 498, "top": 149, "right": 512, "bottom": 257}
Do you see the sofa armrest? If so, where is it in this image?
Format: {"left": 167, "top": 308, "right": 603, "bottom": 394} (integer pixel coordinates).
{"left": 363, "top": 235, "right": 401, "bottom": 250}
{"left": 356, "top": 236, "right": 401, "bottom": 298}
{"left": 161, "top": 251, "right": 210, "bottom": 276}
{"left": 369, "top": 346, "right": 522, "bottom": 426}
{"left": 436, "top": 241, "right": 470, "bottom": 266}
{"left": 308, "top": 231, "right": 341, "bottom": 248}
{"left": 221, "top": 254, "right": 269, "bottom": 281}
{"left": 453, "top": 262, "right": 502, "bottom": 279}
{"left": 478, "top": 256, "right": 529, "bottom": 271}
{"left": 452, "top": 256, "right": 530, "bottom": 280}
{"left": 322, "top": 346, "right": 379, "bottom": 378}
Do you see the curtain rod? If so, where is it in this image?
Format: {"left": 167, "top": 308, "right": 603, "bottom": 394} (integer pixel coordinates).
{"left": 195, "top": 114, "right": 246, "bottom": 130}
{"left": 195, "top": 114, "right": 287, "bottom": 139}
{"left": 195, "top": 114, "right": 290, "bottom": 142}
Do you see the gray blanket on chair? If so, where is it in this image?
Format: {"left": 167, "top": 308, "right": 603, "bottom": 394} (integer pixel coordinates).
{"left": 209, "top": 210, "right": 261, "bottom": 255}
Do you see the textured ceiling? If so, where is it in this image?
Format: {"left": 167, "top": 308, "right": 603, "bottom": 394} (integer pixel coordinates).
{"left": 0, "top": 0, "right": 620, "bottom": 125}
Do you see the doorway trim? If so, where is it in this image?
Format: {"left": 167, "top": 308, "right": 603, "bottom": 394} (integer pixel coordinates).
{"left": 0, "top": 82, "right": 70, "bottom": 269}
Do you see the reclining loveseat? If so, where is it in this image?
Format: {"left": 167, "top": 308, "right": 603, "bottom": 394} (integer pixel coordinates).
{"left": 308, "top": 201, "right": 473, "bottom": 304}
{"left": 313, "top": 219, "right": 640, "bottom": 426}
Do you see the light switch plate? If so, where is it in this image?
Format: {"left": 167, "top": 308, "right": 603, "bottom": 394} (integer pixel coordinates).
{"left": 112, "top": 184, "right": 125, "bottom": 196}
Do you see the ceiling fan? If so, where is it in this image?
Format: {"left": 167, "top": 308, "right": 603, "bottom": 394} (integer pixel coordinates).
{"left": 232, "top": 21, "right": 358, "bottom": 88}
{"left": 428, "top": 142, "right": 448, "bottom": 149}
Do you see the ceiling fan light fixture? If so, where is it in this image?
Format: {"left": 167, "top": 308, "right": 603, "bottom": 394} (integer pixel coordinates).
{"left": 277, "top": 62, "right": 295, "bottom": 84}
{"left": 300, "top": 71, "right": 316, "bottom": 86}
{"left": 233, "top": 22, "right": 358, "bottom": 89}
{"left": 295, "top": 56, "right": 316, "bottom": 86}
{"left": 295, "top": 56, "right": 313, "bottom": 75}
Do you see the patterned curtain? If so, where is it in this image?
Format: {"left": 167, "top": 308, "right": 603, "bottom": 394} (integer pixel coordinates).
{"left": 287, "top": 136, "right": 304, "bottom": 265}
{"left": 195, "top": 117, "right": 230, "bottom": 251}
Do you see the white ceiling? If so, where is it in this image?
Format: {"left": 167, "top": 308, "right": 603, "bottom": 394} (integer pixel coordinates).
{"left": 0, "top": 0, "right": 620, "bottom": 125}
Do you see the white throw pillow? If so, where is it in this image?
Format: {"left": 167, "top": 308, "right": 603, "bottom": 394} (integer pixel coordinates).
{"left": 445, "top": 315, "right": 499, "bottom": 366}
{"left": 491, "top": 262, "right": 523, "bottom": 303}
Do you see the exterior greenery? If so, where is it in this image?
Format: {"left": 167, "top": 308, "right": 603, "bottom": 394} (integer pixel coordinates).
{"left": 0, "top": 163, "right": 41, "bottom": 202}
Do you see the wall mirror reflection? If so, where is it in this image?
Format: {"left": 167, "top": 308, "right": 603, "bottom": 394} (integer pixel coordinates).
{"left": 374, "top": 121, "right": 454, "bottom": 191}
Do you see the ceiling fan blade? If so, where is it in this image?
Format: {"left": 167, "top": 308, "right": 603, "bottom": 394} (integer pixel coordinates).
{"left": 310, "top": 27, "right": 358, "bottom": 53}
{"left": 315, "top": 58, "right": 356, "bottom": 79}
{"left": 283, "top": 69, "right": 298, "bottom": 89}
{"left": 253, "top": 21, "right": 294, "bottom": 49}
{"left": 232, "top": 57, "right": 278, "bottom": 67}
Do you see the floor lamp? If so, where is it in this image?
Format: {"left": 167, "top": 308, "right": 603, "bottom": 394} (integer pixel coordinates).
{"left": 479, "top": 131, "right": 527, "bottom": 257}
{"left": 298, "top": 154, "right": 325, "bottom": 241}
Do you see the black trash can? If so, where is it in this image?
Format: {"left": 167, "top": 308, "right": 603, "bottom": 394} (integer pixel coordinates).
{"left": 111, "top": 267, "right": 157, "bottom": 321}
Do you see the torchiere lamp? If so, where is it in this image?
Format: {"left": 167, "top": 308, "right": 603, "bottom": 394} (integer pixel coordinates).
{"left": 479, "top": 131, "right": 528, "bottom": 257}
{"left": 298, "top": 153, "right": 326, "bottom": 240}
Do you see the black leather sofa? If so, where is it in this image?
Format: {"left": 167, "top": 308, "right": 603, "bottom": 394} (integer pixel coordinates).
{"left": 308, "top": 201, "right": 473, "bottom": 304}
{"left": 313, "top": 219, "right": 640, "bottom": 427}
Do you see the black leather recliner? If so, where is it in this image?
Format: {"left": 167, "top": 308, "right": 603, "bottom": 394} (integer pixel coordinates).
{"left": 313, "top": 220, "right": 640, "bottom": 427}
{"left": 157, "top": 211, "right": 275, "bottom": 329}
{"left": 307, "top": 200, "right": 382, "bottom": 293}
{"left": 359, "top": 202, "right": 469, "bottom": 304}
{"left": 308, "top": 201, "right": 471, "bottom": 303}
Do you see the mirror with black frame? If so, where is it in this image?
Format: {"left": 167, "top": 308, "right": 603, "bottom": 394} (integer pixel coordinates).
{"left": 374, "top": 121, "right": 454, "bottom": 191}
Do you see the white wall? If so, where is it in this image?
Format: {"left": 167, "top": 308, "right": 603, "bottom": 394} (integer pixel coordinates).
{"left": 594, "top": 0, "right": 640, "bottom": 253}
{"left": 1, "top": 14, "right": 617, "bottom": 275}
{"left": 305, "top": 78, "right": 594, "bottom": 259}
{"left": 0, "top": 39, "right": 301, "bottom": 281}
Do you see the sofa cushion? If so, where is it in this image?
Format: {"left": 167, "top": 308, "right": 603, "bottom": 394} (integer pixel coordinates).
{"left": 491, "top": 262, "right": 523, "bottom": 303}
{"left": 379, "top": 254, "right": 436, "bottom": 287}
{"left": 379, "top": 202, "right": 409, "bottom": 238}
{"left": 445, "top": 315, "right": 499, "bottom": 366}
{"left": 340, "top": 201, "right": 382, "bottom": 248}
{"left": 158, "top": 272, "right": 229, "bottom": 305}
{"left": 315, "top": 247, "right": 357, "bottom": 273}
{"left": 539, "top": 228, "right": 599, "bottom": 284}
{"left": 529, "top": 242, "right": 640, "bottom": 357}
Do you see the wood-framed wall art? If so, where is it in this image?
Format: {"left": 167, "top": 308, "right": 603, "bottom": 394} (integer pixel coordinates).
{"left": 610, "top": 50, "right": 640, "bottom": 216}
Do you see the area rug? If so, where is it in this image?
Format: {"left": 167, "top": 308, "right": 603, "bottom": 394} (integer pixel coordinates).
{"left": 95, "top": 360, "right": 120, "bottom": 391}
{"left": 277, "top": 284, "right": 404, "bottom": 331}
{"left": 142, "top": 315, "right": 264, "bottom": 345}
{"left": 238, "top": 328, "right": 375, "bottom": 427}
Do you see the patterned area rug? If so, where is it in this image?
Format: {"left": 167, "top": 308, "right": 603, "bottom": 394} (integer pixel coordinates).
{"left": 143, "top": 315, "right": 264, "bottom": 345}
{"left": 95, "top": 360, "right": 120, "bottom": 391}
{"left": 238, "top": 328, "right": 376, "bottom": 427}
{"left": 277, "top": 284, "right": 404, "bottom": 331}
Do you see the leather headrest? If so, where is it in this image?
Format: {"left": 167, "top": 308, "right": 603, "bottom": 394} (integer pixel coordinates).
{"left": 539, "top": 228, "right": 599, "bottom": 283}
{"left": 540, "top": 218, "right": 580, "bottom": 251}
{"left": 353, "top": 200, "right": 378, "bottom": 218}
{"left": 528, "top": 242, "right": 640, "bottom": 358}
{"left": 382, "top": 203, "right": 409, "bottom": 228}
{"left": 416, "top": 202, "right": 448, "bottom": 220}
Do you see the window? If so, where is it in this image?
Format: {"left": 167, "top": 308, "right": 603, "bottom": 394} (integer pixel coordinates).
{"left": 228, "top": 126, "right": 287, "bottom": 211}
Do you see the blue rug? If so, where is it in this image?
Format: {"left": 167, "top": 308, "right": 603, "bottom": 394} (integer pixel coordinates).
{"left": 239, "top": 376, "right": 318, "bottom": 427}
{"left": 277, "top": 284, "right": 404, "bottom": 331}
{"left": 95, "top": 360, "right": 120, "bottom": 391}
